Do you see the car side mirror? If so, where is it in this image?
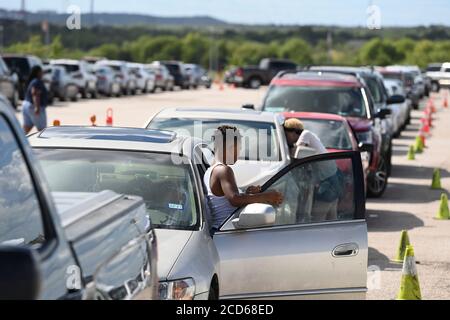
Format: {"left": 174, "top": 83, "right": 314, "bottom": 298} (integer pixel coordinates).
{"left": 0, "top": 246, "right": 41, "bottom": 300}
{"left": 358, "top": 142, "right": 374, "bottom": 153}
{"left": 375, "top": 108, "right": 392, "bottom": 119}
{"left": 387, "top": 95, "right": 406, "bottom": 105}
{"left": 242, "top": 104, "right": 255, "bottom": 110}
{"left": 232, "top": 204, "right": 276, "bottom": 229}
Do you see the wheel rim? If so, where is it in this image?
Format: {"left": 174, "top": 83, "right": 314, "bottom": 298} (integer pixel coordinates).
{"left": 250, "top": 79, "right": 261, "bottom": 88}
{"left": 369, "top": 157, "right": 387, "bottom": 194}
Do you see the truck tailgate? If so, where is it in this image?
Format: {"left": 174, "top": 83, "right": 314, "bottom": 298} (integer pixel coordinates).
{"left": 52, "top": 191, "right": 148, "bottom": 242}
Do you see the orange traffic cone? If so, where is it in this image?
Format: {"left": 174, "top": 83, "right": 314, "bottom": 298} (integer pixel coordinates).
{"left": 444, "top": 98, "right": 448, "bottom": 109}
{"left": 90, "top": 115, "right": 97, "bottom": 127}
{"left": 106, "top": 108, "right": 113, "bottom": 126}
{"left": 53, "top": 120, "right": 61, "bottom": 127}
{"left": 419, "top": 133, "right": 426, "bottom": 148}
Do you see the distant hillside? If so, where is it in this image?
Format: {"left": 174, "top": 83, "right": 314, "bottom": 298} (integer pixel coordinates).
{"left": 0, "top": 9, "right": 228, "bottom": 27}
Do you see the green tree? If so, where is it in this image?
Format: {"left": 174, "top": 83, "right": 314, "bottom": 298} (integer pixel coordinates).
{"left": 279, "top": 39, "right": 313, "bottom": 65}
{"left": 358, "top": 38, "right": 404, "bottom": 66}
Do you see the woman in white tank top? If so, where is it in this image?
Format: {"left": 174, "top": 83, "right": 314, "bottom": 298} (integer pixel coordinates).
{"left": 204, "top": 126, "right": 284, "bottom": 236}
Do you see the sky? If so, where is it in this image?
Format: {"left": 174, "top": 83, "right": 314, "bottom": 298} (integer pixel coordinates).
{"left": 1, "top": 0, "right": 450, "bottom": 26}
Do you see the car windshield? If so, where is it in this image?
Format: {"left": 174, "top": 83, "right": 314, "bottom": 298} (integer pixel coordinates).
{"left": 34, "top": 149, "right": 199, "bottom": 231}
{"left": 263, "top": 85, "right": 367, "bottom": 118}
{"left": 149, "top": 118, "right": 281, "bottom": 161}
{"left": 299, "top": 119, "right": 353, "bottom": 150}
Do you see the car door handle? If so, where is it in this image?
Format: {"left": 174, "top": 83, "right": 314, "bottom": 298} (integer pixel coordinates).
{"left": 332, "top": 243, "right": 359, "bottom": 258}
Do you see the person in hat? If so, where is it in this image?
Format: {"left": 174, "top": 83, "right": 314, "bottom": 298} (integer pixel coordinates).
{"left": 283, "top": 118, "right": 341, "bottom": 222}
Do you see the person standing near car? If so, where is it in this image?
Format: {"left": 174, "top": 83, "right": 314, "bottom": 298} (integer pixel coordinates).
{"left": 22, "top": 66, "right": 48, "bottom": 134}
{"left": 283, "top": 118, "right": 341, "bottom": 222}
{"left": 204, "top": 125, "right": 284, "bottom": 236}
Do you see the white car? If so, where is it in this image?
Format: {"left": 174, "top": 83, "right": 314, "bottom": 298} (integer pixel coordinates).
{"left": 146, "top": 108, "right": 291, "bottom": 189}
{"left": 50, "top": 59, "right": 98, "bottom": 98}
{"left": 383, "top": 78, "right": 410, "bottom": 137}
{"left": 386, "top": 65, "right": 426, "bottom": 98}
{"left": 128, "top": 63, "right": 156, "bottom": 93}
{"left": 96, "top": 60, "right": 137, "bottom": 96}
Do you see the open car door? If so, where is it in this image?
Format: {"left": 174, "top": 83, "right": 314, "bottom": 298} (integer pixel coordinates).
{"left": 214, "top": 151, "right": 368, "bottom": 300}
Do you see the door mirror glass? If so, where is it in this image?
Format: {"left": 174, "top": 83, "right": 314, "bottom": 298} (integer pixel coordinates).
{"left": 0, "top": 246, "right": 41, "bottom": 300}
{"left": 375, "top": 108, "right": 392, "bottom": 118}
{"left": 387, "top": 95, "right": 406, "bottom": 105}
{"left": 232, "top": 204, "right": 276, "bottom": 229}
{"left": 358, "top": 142, "right": 374, "bottom": 153}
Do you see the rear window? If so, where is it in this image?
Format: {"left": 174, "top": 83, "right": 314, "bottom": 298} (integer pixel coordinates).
{"left": 55, "top": 64, "right": 80, "bottom": 73}
{"left": 263, "top": 85, "right": 368, "bottom": 118}
{"left": 164, "top": 64, "right": 181, "bottom": 74}
{"left": 3, "top": 57, "right": 30, "bottom": 77}
{"left": 427, "top": 66, "right": 441, "bottom": 72}
{"left": 299, "top": 119, "right": 353, "bottom": 150}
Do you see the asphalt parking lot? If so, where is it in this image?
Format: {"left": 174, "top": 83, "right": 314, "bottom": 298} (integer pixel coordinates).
{"left": 14, "top": 85, "right": 450, "bottom": 300}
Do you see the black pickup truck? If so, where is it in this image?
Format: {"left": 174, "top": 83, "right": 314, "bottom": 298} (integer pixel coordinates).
{"left": 224, "top": 58, "right": 297, "bottom": 89}
{"left": 0, "top": 96, "right": 158, "bottom": 300}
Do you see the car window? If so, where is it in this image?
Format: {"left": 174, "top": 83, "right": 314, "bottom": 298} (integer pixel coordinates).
{"left": 364, "top": 77, "right": 383, "bottom": 104}
{"left": 55, "top": 64, "right": 80, "bottom": 73}
{"left": 299, "top": 119, "right": 353, "bottom": 150}
{"left": 35, "top": 149, "right": 200, "bottom": 231}
{"left": 265, "top": 158, "right": 356, "bottom": 226}
{"left": 0, "top": 116, "right": 46, "bottom": 247}
{"left": 149, "top": 118, "right": 281, "bottom": 162}
{"left": 264, "top": 85, "right": 367, "bottom": 118}
{"left": 3, "top": 57, "right": 30, "bottom": 77}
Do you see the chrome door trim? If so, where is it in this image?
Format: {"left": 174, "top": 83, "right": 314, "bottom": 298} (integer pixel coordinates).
{"left": 220, "top": 287, "right": 368, "bottom": 300}
{"left": 218, "top": 219, "right": 366, "bottom": 235}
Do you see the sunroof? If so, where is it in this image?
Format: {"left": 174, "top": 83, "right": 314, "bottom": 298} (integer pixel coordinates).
{"left": 39, "top": 127, "right": 177, "bottom": 143}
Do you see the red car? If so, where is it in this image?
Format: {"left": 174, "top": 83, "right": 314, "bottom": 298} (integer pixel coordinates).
{"left": 283, "top": 112, "right": 372, "bottom": 193}
{"left": 262, "top": 71, "right": 389, "bottom": 198}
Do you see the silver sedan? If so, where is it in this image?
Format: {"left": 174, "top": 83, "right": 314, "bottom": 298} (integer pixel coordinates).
{"left": 30, "top": 126, "right": 368, "bottom": 300}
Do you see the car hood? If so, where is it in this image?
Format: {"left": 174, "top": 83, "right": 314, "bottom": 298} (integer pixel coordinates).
{"left": 232, "top": 160, "right": 287, "bottom": 189}
{"left": 154, "top": 229, "right": 193, "bottom": 281}
{"left": 346, "top": 117, "right": 372, "bottom": 132}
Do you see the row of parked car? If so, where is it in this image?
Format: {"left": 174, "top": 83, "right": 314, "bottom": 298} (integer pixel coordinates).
{"left": 0, "top": 54, "right": 213, "bottom": 108}
{"left": 0, "top": 63, "right": 429, "bottom": 301}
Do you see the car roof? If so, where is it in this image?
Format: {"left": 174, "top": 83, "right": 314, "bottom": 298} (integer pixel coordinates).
{"left": 28, "top": 126, "right": 201, "bottom": 157}
{"left": 272, "top": 71, "right": 362, "bottom": 88}
{"left": 51, "top": 59, "right": 80, "bottom": 65}
{"left": 153, "top": 107, "right": 282, "bottom": 124}
{"left": 283, "top": 112, "right": 347, "bottom": 122}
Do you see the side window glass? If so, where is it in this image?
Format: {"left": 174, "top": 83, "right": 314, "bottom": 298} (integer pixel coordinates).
{"left": 0, "top": 117, "right": 45, "bottom": 247}
{"left": 267, "top": 158, "right": 355, "bottom": 226}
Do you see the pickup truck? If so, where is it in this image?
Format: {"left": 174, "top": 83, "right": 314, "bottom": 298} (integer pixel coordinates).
{"left": 0, "top": 96, "right": 158, "bottom": 300}
{"left": 224, "top": 58, "right": 297, "bottom": 89}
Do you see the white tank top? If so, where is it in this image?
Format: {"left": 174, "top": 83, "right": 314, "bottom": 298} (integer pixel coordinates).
{"left": 204, "top": 162, "right": 238, "bottom": 230}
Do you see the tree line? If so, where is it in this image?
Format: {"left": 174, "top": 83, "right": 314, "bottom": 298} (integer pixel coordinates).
{"left": 3, "top": 21, "right": 450, "bottom": 70}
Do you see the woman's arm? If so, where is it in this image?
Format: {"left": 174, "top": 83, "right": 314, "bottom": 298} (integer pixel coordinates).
{"left": 216, "top": 166, "right": 283, "bottom": 207}
{"left": 31, "top": 86, "right": 41, "bottom": 114}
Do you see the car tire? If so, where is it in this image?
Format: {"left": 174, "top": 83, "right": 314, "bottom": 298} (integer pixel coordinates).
{"left": 208, "top": 280, "right": 219, "bottom": 301}
{"left": 11, "top": 90, "right": 19, "bottom": 110}
{"left": 367, "top": 156, "right": 389, "bottom": 198}
{"left": 249, "top": 77, "right": 262, "bottom": 89}
{"left": 81, "top": 88, "right": 88, "bottom": 99}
